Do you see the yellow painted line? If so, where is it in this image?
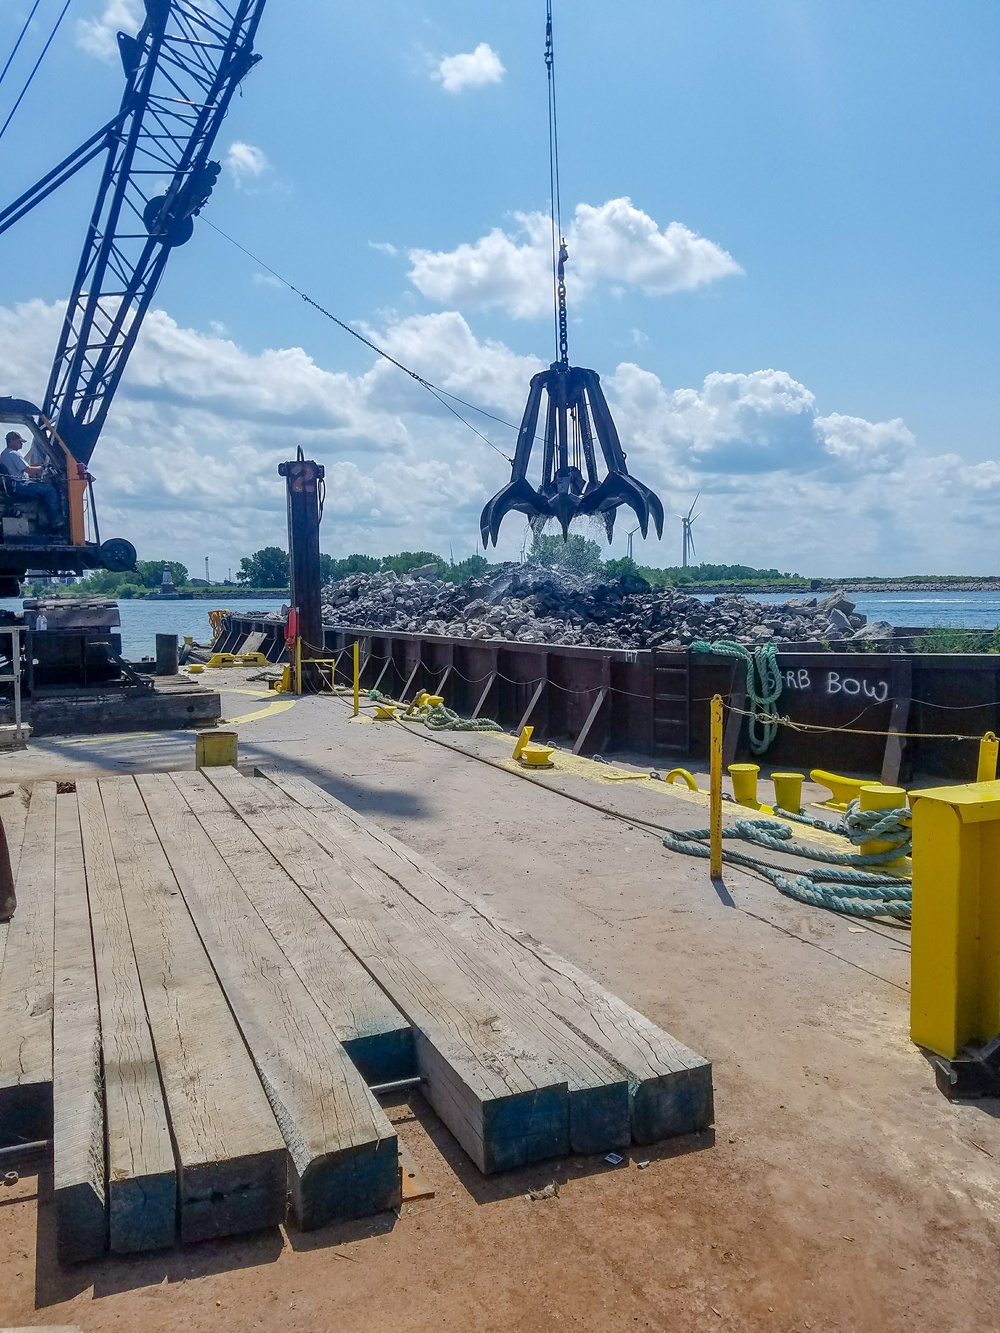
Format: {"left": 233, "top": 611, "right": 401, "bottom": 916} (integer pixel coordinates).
{"left": 218, "top": 688, "right": 277, "bottom": 699}
{"left": 224, "top": 698, "right": 298, "bottom": 725}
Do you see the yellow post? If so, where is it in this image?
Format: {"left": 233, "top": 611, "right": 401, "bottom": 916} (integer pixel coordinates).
{"left": 858, "top": 783, "right": 908, "bottom": 857}
{"left": 710, "top": 695, "right": 723, "bottom": 879}
{"left": 909, "top": 779, "right": 1000, "bottom": 1058}
{"left": 195, "top": 729, "right": 238, "bottom": 769}
{"left": 295, "top": 635, "right": 302, "bottom": 696}
{"left": 772, "top": 771, "right": 804, "bottom": 813}
{"left": 977, "top": 732, "right": 999, "bottom": 783}
{"left": 728, "top": 763, "right": 760, "bottom": 809}
{"left": 353, "top": 641, "right": 360, "bottom": 717}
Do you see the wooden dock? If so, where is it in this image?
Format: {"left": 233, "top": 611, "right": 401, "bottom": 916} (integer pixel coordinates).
{"left": 0, "top": 769, "right": 712, "bottom": 1260}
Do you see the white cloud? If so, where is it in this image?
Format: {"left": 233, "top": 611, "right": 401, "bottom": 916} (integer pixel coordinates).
{"left": 76, "top": 0, "right": 143, "bottom": 62}
{"left": 0, "top": 297, "right": 987, "bottom": 576}
{"left": 225, "top": 141, "right": 269, "bottom": 184}
{"left": 407, "top": 198, "right": 741, "bottom": 318}
{"left": 608, "top": 365, "right": 915, "bottom": 479}
{"left": 433, "top": 43, "right": 505, "bottom": 94}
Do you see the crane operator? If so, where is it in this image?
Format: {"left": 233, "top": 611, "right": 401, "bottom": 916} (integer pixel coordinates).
{"left": 0, "top": 431, "right": 61, "bottom": 531}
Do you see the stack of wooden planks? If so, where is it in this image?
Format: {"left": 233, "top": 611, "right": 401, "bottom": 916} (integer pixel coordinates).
{"left": 0, "top": 769, "right": 712, "bottom": 1263}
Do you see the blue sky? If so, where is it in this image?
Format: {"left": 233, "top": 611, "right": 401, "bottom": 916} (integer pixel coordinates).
{"left": 0, "top": 0, "right": 997, "bottom": 575}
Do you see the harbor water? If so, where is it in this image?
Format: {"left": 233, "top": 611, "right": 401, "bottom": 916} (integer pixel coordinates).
{"left": 2, "top": 589, "right": 999, "bottom": 661}
{"left": 0, "top": 597, "right": 286, "bottom": 661}
{"left": 748, "top": 589, "right": 1000, "bottom": 629}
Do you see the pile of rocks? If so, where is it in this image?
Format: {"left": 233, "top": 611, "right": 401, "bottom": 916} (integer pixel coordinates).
{"left": 320, "top": 564, "right": 894, "bottom": 651}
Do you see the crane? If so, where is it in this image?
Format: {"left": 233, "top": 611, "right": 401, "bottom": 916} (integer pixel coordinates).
{"left": 0, "top": 0, "right": 267, "bottom": 598}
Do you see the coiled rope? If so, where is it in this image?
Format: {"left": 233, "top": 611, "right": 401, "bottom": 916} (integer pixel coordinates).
{"left": 663, "top": 800, "right": 913, "bottom": 921}
{"left": 368, "top": 688, "right": 502, "bottom": 732}
{"left": 692, "top": 640, "right": 782, "bottom": 754}
{"left": 774, "top": 799, "right": 913, "bottom": 858}
{"left": 422, "top": 702, "right": 502, "bottom": 733}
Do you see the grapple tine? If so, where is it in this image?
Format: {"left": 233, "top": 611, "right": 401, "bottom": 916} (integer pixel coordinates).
{"left": 481, "top": 477, "right": 548, "bottom": 548}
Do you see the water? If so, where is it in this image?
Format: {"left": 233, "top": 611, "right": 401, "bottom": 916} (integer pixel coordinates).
{"left": 0, "top": 597, "right": 287, "bottom": 660}
{"left": 744, "top": 590, "right": 1000, "bottom": 629}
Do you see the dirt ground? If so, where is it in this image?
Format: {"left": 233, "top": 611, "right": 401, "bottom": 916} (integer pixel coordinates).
{"left": 1, "top": 670, "right": 998, "bottom": 1332}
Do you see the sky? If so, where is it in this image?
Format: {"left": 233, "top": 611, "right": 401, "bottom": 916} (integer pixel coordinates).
{"left": 0, "top": 0, "right": 997, "bottom": 577}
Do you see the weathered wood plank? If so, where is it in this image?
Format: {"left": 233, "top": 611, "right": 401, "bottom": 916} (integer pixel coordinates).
{"left": 261, "top": 768, "right": 714, "bottom": 1143}
{"left": 0, "top": 782, "right": 56, "bottom": 1145}
{"left": 1, "top": 785, "right": 28, "bottom": 933}
{"left": 99, "top": 777, "right": 287, "bottom": 1244}
{"left": 167, "top": 771, "right": 412, "bottom": 1085}
{"left": 138, "top": 773, "right": 400, "bottom": 1229}
{"left": 77, "top": 781, "right": 176, "bottom": 1254}
{"left": 206, "top": 769, "right": 631, "bottom": 1169}
{"left": 52, "top": 793, "right": 106, "bottom": 1263}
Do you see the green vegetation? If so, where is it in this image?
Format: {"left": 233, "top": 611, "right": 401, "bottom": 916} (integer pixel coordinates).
{"left": 638, "top": 561, "right": 805, "bottom": 588}
{"left": 236, "top": 546, "right": 289, "bottom": 587}
{"left": 908, "top": 627, "right": 1000, "bottom": 654}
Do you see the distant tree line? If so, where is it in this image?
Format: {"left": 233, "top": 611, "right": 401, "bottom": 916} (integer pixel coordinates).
{"left": 23, "top": 540, "right": 807, "bottom": 601}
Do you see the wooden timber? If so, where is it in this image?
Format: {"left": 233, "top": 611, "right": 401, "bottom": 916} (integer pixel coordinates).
{"left": 205, "top": 769, "right": 631, "bottom": 1170}
{"left": 52, "top": 794, "right": 106, "bottom": 1263}
{"left": 168, "top": 771, "right": 412, "bottom": 1085}
{"left": 260, "top": 768, "right": 714, "bottom": 1143}
{"left": 100, "top": 777, "right": 287, "bottom": 1244}
{"left": 137, "top": 773, "right": 400, "bottom": 1229}
{"left": 0, "top": 782, "right": 56, "bottom": 1145}
{"left": 77, "top": 781, "right": 176, "bottom": 1254}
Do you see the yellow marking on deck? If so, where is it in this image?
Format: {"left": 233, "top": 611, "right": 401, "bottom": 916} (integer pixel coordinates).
{"left": 224, "top": 698, "right": 298, "bottom": 725}
{"left": 469, "top": 729, "right": 911, "bottom": 878}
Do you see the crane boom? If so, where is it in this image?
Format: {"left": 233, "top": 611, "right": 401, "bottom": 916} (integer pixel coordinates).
{"left": 0, "top": 0, "right": 267, "bottom": 589}
{"left": 44, "top": 0, "right": 266, "bottom": 465}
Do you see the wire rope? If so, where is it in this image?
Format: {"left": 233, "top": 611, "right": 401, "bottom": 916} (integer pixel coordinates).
{"left": 0, "top": 0, "right": 74, "bottom": 145}
{"left": 0, "top": 0, "right": 43, "bottom": 91}
{"left": 201, "top": 217, "right": 515, "bottom": 463}
{"left": 544, "top": 0, "right": 569, "bottom": 367}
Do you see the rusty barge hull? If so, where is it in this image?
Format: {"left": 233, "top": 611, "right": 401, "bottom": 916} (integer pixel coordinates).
{"left": 214, "top": 615, "right": 998, "bottom": 783}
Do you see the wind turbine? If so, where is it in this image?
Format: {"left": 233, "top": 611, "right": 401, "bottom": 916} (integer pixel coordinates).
{"left": 677, "top": 494, "right": 701, "bottom": 568}
{"left": 626, "top": 525, "right": 641, "bottom": 561}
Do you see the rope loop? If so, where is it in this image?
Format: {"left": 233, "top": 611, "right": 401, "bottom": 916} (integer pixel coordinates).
{"left": 692, "top": 640, "right": 782, "bottom": 754}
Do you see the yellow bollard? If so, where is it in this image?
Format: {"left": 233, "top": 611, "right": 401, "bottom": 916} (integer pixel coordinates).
{"left": 728, "top": 763, "right": 760, "bottom": 809}
{"left": 858, "top": 783, "right": 909, "bottom": 857}
{"left": 353, "top": 641, "right": 360, "bottom": 717}
{"left": 977, "top": 732, "right": 999, "bottom": 783}
{"left": 195, "top": 729, "right": 238, "bottom": 769}
{"left": 909, "top": 778, "right": 1000, "bottom": 1059}
{"left": 772, "top": 771, "right": 804, "bottom": 813}
{"left": 710, "top": 695, "right": 723, "bottom": 879}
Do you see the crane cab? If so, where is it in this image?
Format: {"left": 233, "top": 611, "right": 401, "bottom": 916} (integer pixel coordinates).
{"left": 0, "top": 397, "right": 136, "bottom": 598}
